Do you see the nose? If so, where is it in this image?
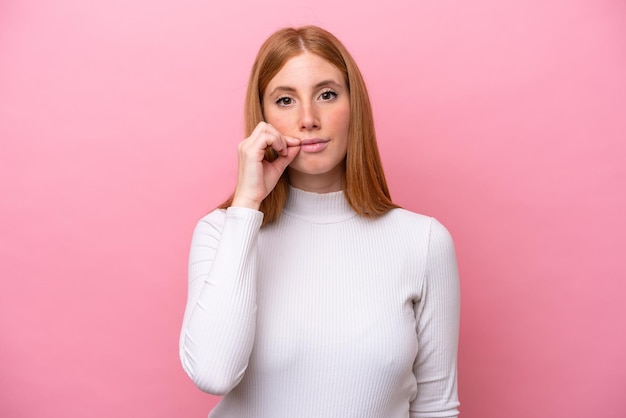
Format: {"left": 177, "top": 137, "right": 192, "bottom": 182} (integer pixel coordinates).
{"left": 299, "top": 102, "right": 320, "bottom": 131}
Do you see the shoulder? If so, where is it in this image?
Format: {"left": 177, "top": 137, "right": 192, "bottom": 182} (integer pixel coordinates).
{"left": 384, "top": 207, "right": 431, "bottom": 224}
{"left": 190, "top": 209, "right": 228, "bottom": 248}
{"left": 193, "top": 206, "right": 264, "bottom": 240}
{"left": 422, "top": 216, "right": 458, "bottom": 274}
{"left": 381, "top": 208, "right": 441, "bottom": 235}
{"left": 193, "top": 208, "right": 227, "bottom": 235}
{"left": 197, "top": 208, "right": 227, "bottom": 227}
{"left": 195, "top": 206, "right": 263, "bottom": 230}
{"left": 381, "top": 209, "right": 455, "bottom": 250}
{"left": 427, "top": 217, "right": 455, "bottom": 252}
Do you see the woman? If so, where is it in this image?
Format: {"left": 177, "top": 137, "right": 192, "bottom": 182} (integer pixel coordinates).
{"left": 180, "top": 26, "right": 460, "bottom": 418}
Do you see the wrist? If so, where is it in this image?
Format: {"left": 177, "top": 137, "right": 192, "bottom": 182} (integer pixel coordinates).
{"left": 231, "top": 195, "right": 262, "bottom": 211}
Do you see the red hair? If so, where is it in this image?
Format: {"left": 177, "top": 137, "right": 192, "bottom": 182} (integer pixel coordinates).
{"left": 220, "top": 26, "right": 398, "bottom": 225}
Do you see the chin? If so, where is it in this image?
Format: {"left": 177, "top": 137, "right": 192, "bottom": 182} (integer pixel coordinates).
{"left": 289, "top": 166, "right": 332, "bottom": 176}
{"left": 288, "top": 158, "right": 344, "bottom": 177}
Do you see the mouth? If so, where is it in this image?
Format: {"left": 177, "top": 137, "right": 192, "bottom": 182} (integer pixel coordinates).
{"left": 300, "top": 138, "right": 330, "bottom": 153}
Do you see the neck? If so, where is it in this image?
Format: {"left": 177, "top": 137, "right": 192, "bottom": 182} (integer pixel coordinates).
{"left": 287, "top": 166, "right": 343, "bottom": 193}
{"left": 283, "top": 186, "right": 356, "bottom": 223}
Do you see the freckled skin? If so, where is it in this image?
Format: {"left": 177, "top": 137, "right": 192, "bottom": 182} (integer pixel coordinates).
{"left": 263, "top": 53, "right": 350, "bottom": 193}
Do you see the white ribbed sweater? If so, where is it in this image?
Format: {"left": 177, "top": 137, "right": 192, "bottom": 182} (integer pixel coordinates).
{"left": 180, "top": 188, "right": 460, "bottom": 418}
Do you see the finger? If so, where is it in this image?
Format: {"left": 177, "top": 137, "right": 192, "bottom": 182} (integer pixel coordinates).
{"left": 269, "top": 143, "right": 300, "bottom": 172}
{"left": 265, "top": 131, "right": 299, "bottom": 157}
{"left": 260, "top": 132, "right": 289, "bottom": 157}
{"left": 248, "top": 123, "right": 283, "bottom": 151}
{"left": 285, "top": 136, "right": 301, "bottom": 146}
{"left": 248, "top": 124, "right": 299, "bottom": 157}
{"left": 241, "top": 127, "right": 284, "bottom": 160}
{"left": 262, "top": 125, "right": 290, "bottom": 156}
{"left": 246, "top": 121, "right": 270, "bottom": 141}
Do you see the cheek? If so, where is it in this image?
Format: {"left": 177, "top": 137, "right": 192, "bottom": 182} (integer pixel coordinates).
{"left": 328, "top": 107, "right": 350, "bottom": 136}
{"left": 264, "top": 109, "right": 292, "bottom": 131}
{"left": 262, "top": 98, "right": 283, "bottom": 127}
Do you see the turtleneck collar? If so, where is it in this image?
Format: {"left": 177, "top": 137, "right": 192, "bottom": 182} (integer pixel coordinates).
{"left": 282, "top": 186, "right": 357, "bottom": 224}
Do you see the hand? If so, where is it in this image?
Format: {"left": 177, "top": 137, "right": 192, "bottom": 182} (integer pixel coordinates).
{"left": 232, "top": 122, "right": 300, "bottom": 210}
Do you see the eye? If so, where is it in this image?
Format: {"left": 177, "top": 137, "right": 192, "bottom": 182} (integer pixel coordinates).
{"left": 319, "top": 89, "right": 338, "bottom": 101}
{"left": 276, "top": 96, "right": 293, "bottom": 106}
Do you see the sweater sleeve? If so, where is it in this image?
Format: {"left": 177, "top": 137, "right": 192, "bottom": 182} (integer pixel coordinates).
{"left": 410, "top": 218, "right": 461, "bottom": 418}
{"left": 179, "top": 206, "right": 264, "bottom": 395}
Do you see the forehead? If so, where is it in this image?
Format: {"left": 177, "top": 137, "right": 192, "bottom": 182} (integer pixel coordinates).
{"left": 267, "top": 53, "right": 345, "bottom": 88}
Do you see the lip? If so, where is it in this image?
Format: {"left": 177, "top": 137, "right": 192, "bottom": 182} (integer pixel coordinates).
{"left": 300, "top": 138, "right": 329, "bottom": 153}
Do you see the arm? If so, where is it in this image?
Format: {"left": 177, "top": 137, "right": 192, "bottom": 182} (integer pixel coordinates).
{"left": 179, "top": 207, "right": 263, "bottom": 395}
{"left": 410, "top": 218, "right": 461, "bottom": 418}
{"left": 179, "top": 122, "right": 299, "bottom": 395}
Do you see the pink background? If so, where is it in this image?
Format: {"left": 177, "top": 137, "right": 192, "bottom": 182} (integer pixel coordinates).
{"left": 1, "top": 0, "right": 625, "bottom": 417}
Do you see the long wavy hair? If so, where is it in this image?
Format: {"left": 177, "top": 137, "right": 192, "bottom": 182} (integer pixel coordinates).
{"left": 220, "top": 26, "right": 398, "bottom": 225}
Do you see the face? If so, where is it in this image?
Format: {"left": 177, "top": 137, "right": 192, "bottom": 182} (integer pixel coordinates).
{"left": 263, "top": 53, "right": 350, "bottom": 191}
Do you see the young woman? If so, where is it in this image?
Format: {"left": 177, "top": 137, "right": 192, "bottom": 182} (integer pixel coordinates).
{"left": 180, "top": 26, "right": 460, "bottom": 418}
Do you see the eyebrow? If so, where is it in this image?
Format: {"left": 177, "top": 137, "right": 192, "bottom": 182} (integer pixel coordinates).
{"left": 267, "top": 79, "right": 344, "bottom": 96}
